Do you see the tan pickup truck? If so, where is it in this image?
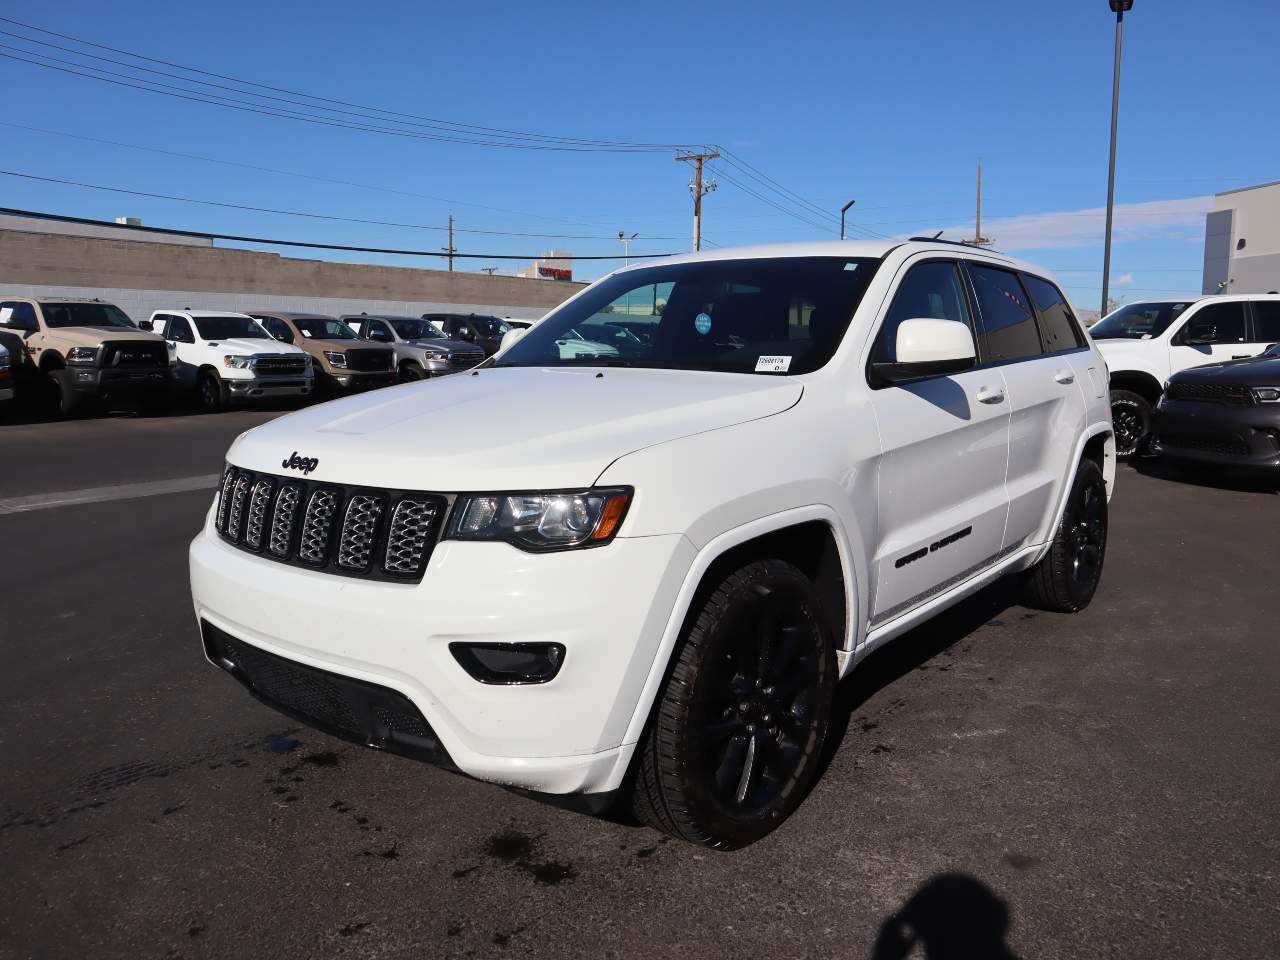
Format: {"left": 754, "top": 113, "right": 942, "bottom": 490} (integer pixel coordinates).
{"left": 250, "top": 311, "right": 395, "bottom": 394}
{"left": 0, "top": 297, "right": 172, "bottom": 416}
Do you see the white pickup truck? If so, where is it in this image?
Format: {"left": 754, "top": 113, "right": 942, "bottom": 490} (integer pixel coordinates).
{"left": 146, "top": 310, "right": 314, "bottom": 412}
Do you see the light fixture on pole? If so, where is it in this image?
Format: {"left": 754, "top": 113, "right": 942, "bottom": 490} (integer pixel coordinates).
{"left": 618, "top": 231, "right": 638, "bottom": 266}
{"left": 1101, "top": 0, "right": 1133, "bottom": 316}
{"left": 840, "top": 199, "right": 857, "bottom": 240}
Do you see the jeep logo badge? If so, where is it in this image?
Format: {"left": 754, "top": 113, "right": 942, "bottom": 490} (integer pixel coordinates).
{"left": 282, "top": 451, "right": 319, "bottom": 475}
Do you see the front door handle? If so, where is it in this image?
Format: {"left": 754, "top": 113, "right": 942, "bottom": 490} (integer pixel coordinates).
{"left": 1053, "top": 370, "right": 1075, "bottom": 384}
{"left": 976, "top": 386, "right": 1005, "bottom": 405}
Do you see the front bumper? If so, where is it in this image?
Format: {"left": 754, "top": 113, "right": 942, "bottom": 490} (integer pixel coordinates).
{"left": 189, "top": 513, "right": 694, "bottom": 794}
{"left": 322, "top": 370, "right": 397, "bottom": 391}
{"left": 68, "top": 366, "right": 172, "bottom": 395}
{"left": 1153, "top": 398, "right": 1280, "bottom": 469}
{"left": 226, "top": 375, "right": 314, "bottom": 400}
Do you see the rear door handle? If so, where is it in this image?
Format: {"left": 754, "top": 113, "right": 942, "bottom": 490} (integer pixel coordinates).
{"left": 1053, "top": 370, "right": 1075, "bottom": 384}
{"left": 976, "top": 386, "right": 1005, "bottom": 405}
{"left": 1232, "top": 354, "right": 1250, "bottom": 359}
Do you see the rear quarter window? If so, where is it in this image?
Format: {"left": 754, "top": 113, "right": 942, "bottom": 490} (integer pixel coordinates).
{"left": 1022, "top": 274, "right": 1085, "bottom": 353}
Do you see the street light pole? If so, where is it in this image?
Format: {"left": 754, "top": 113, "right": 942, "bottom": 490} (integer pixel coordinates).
{"left": 618, "top": 230, "right": 638, "bottom": 266}
{"left": 840, "top": 199, "right": 856, "bottom": 240}
{"left": 1101, "top": 0, "right": 1132, "bottom": 316}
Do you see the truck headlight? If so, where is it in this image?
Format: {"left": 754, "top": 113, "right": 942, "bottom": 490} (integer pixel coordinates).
{"left": 323, "top": 350, "right": 348, "bottom": 369}
{"left": 66, "top": 346, "right": 99, "bottom": 365}
{"left": 1253, "top": 387, "right": 1280, "bottom": 402}
{"left": 447, "top": 488, "right": 631, "bottom": 551}
{"left": 223, "top": 355, "right": 253, "bottom": 370}
{"left": 424, "top": 351, "right": 448, "bottom": 361}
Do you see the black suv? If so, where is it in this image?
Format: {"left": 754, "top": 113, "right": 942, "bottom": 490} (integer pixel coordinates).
{"left": 423, "top": 313, "right": 512, "bottom": 357}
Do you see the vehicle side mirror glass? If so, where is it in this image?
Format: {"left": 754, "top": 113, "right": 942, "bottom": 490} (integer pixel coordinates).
{"left": 872, "top": 318, "right": 977, "bottom": 383}
{"left": 1181, "top": 318, "right": 1215, "bottom": 345}
{"left": 457, "top": 329, "right": 475, "bottom": 341}
{"left": 139, "top": 319, "right": 154, "bottom": 331}
{"left": 498, "top": 328, "right": 527, "bottom": 354}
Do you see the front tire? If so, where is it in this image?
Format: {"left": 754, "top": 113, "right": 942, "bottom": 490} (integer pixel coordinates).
{"left": 399, "top": 361, "right": 425, "bottom": 383}
{"left": 630, "top": 559, "right": 836, "bottom": 849}
{"left": 1110, "top": 389, "right": 1153, "bottom": 460}
{"left": 48, "top": 368, "right": 83, "bottom": 418}
{"left": 1022, "top": 458, "right": 1108, "bottom": 612}
{"left": 197, "top": 370, "right": 226, "bottom": 413}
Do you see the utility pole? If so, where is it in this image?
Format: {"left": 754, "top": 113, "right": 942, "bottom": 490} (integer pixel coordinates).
{"left": 675, "top": 150, "right": 719, "bottom": 251}
{"left": 480, "top": 267, "right": 498, "bottom": 276}
{"left": 445, "top": 214, "right": 455, "bottom": 271}
{"left": 963, "top": 162, "right": 992, "bottom": 247}
{"left": 1101, "top": 1, "right": 1133, "bottom": 316}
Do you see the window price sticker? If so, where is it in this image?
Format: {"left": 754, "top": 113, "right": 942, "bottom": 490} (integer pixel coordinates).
{"left": 754, "top": 355, "right": 792, "bottom": 373}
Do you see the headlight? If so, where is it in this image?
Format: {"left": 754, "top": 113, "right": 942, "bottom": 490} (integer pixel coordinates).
{"left": 447, "top": 488, "right": 632, "bottom": 551}
{"left": 424, "top": 351, "right": 448, "bottom": 361}
{"left": 66, "top": 346, "right": 99, "bottom": 365}
{"left": 323, "top": 350, "right": 348, "bottom": 368}
{"left": 223, "top": 355, "right": 253, "bottom": 370}
{"left": 1253, "top": 387, "right": 1280, "bottom": 402}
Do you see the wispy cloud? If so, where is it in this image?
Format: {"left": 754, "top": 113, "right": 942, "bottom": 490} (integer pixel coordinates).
{"left": 930, "top": 196, "right": 1212, "bottom": 252}
{"left": 1115, "top": 273, "right": 1134, "bottom": 285}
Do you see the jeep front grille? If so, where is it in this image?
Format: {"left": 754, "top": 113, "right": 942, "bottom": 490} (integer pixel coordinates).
{"left": 1165, "top": 381, "right": 1253, "bottom": 405}
{"left": 216, "top": 465, "right": 446, "bottom": 582}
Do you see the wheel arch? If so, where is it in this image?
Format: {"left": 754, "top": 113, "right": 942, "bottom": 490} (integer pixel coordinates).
{"left": 618, "top": 505, "right": 864, "bottom": 749}
{"left": 1027, "top": 423, "right": 1115, "bottom": 569}
{"left": 1109, "top": 368, "right": 1163, "bottom": 404}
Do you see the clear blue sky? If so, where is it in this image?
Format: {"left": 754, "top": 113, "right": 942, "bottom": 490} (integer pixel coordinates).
{"left": 4, "top": 0, "right": 1279, "bottom": 309}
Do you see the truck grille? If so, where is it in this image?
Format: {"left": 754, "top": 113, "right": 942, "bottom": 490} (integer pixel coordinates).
{"left": 252, "top": 354, "right": 307, "bottom": 375}
{"left": 102, "top": 340, "right": 168, "bottom": 368}
{"left": 216, "top": 465, "right": 446, "bottom": 582}
{"left": 1165, "top": 381, "right": 1253, "bottom": 405}
{"left": 344, "top": 348, "right": 394, "bottom": 372}
{"left": 450, "top": 351, "right": 484, "bottom": 370}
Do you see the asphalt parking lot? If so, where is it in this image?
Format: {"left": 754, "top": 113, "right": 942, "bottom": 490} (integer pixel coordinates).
{"left": 1, "top": 409, "right": 1277, "bottom": 960}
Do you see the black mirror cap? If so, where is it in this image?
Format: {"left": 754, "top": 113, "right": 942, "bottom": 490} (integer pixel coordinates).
{"left": 139, "top": 320, "right": 154, "bottom": 331}
{"left": 871, "top": 356, "right": 976, "bottom": 385}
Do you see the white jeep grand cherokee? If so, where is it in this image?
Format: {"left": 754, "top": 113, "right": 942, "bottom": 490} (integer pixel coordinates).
{"left": 190, "top": 240, "right": 1115, "bottom": 849}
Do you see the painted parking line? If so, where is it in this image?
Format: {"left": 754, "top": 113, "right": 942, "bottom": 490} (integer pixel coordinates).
{"left": 0, "top": 474, "right": 221, "bottom": 515}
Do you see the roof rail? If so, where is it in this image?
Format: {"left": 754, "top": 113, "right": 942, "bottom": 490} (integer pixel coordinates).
{"left": 908, "top": 236, "right": 1002, "bottom": 251}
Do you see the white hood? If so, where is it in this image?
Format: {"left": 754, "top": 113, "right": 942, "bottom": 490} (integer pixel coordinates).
{"left": 229, "top": 366, "right": 803, "bottom": 489}
{"left": 207, "top": 338, "right": 306, "bottom": 357}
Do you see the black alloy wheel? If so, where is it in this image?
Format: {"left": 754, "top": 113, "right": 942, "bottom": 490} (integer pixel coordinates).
{"left": 198, "top": 371, "right": 225, "bottom": 412}
{"left": 1066, "top": 476, "right": 1106, "bottom": 593}
{"left": 399, "top": 362, "right": 425, "bottom": 383}
{"left": 631, "top": 559, "right": 835, "bottom": 849}
{"left": 1022, "top": 458, "right": 1109, "bottom": 612}
{"left": 1110, "top": 389, "right": 1151, "bottom": 459}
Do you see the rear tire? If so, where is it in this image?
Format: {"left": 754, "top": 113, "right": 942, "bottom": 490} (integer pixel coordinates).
{"left": 1110, "top": 389, "right": 1152, "bottom": 460}
{"left": 1022, "top": 459, "right": 1108, "bottom": 613}
{"left": 197, "top": 370, "right": 226, "bottom": 413}
{"left": 629, "top": 559, "right": 836, "bottom": 849}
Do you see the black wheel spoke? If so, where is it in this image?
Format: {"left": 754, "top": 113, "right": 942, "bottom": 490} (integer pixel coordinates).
{"left": 702, "top": 717, "right": 742, "bottom": 749}
{"left": 735, "top": 732, "right": 763, "bottom": 805}
{"left": 715, "top": 734, "right": 749, "bottom": 797}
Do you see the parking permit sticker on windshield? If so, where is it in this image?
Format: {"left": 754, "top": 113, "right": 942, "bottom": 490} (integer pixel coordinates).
{"left": 694, "top": 312, "right": 712, "bottom": 335}
{"left": 755, "top": 355, "right": 792, "bottom": 373}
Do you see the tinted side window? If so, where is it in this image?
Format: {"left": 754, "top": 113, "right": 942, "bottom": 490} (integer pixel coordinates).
{"left": 969, "top": 265, "right": 1043, "bottom": 362}
{"left": 1, "top": 302, "right": 38, "bottom": 330}
{"left": 1181, "top": 302, "right": 1246, "bottom": 344}
{"left": 872, "top": 260, "right": 974, "bottom": 364}
{"left": 1022, "top": 275, "right": 1084, "bottom": 353}
{"left": 1251, "top": 301, "right": 1280, "bottom": 342}
{"left": 170, "top": 317, "right": 194, "bottom": 342}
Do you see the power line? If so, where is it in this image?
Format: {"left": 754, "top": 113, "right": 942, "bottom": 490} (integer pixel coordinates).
{"left": 0, "top": 169, "right": 683, "bottom": 240}
{"left": 710, "top": 165, "right": 842, "bottom": 234}
{"left": 0, "top": 207, "right": 677, "bottom": 260}
{"left": 717, "top": 149, "right": 841, "bottom": 226}
{"left": 0, "top": 17, "right": 684, "bottom": 152}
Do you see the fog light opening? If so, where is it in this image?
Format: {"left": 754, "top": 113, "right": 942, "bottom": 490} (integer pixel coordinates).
{"left": 449, "top": 642, "right": 566, "bottom": 684}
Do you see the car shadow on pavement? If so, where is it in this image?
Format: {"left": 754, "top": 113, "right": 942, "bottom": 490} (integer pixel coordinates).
{"left": 871, "top": 872, "right": 1020, "bottom": 960}
{"left": 820, "top": 577, "right": 1022, "bottom": 780}
{"left": 1132, "top": 458, "right": 1279, "bottom": 495}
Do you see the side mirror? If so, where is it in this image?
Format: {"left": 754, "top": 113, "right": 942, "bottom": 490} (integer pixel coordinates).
{"left": 139, "top": 319, "right": 154, "bottom": 332}
{"left": 456, "top": 329, "right": 475, "bottom": 341}
{"left": 498, "top": 328, "right": 527, "bottom": 354}
{"left": 872, "top": 318, "right": 976, "bottom": 383}
{"left": 1181, "top": 317, "right": 1216, "bottom": 346}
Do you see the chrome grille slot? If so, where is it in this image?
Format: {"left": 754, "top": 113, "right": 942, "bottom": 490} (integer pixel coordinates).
{"left": 215, "top": 466, "right": 444, "bottom": 582}
{"left": 385, "top": 499, "right": 439, "bottom": 575}
{"left": 337, "top": 494, "right": 385, "bottom": 570}
{"left": 243, "top": 478, "right": 274, "bottom": 550}
{"left": 269, "top": 483, "right": 302, "bottom": 557}
{"left": 298, "top": 489, "right": 340, "bottom": 565}
{"left": 225, "top": 474, "right": 252, "bottom": 542}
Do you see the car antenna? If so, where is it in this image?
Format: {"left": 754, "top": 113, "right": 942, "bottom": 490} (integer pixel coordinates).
{"left": 931, "top": 230, "right": 944, "bottom": 239}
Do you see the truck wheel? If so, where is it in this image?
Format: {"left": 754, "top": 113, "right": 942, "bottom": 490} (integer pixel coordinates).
{"left": 1022, "top": 459, "right": 1108, "bottom": 613}
{"left": 1110, "top": 389, "right": 1152, "bottom": 459}
{"left": 399, "top": 361, "right": 425, "bottom": 382}
{"left": 49, "top": 369, "right": 83, "bottom": 419}
{"left": 630, "top": 559, "right": 835, "bottom": 849}
{"left": 197, "top": 370, "right": 226, "bottom": 412}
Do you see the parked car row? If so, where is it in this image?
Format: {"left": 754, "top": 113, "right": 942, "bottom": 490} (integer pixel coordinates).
{"left": 0, "top": 297, "right": 514, "bottom": 417}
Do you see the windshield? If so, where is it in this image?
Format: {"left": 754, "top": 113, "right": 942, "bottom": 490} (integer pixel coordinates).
{"left": 389, "top": 318, "right": 446, "bottom": 340}
{"left": 294, "top": 317, "right": 357, "bottom": 340}
{"left": 1090, "top": 301, "right": 1193, "bottom": 340}
{"left": 194, "top": 315, "right": 269, "bottom": 340}
{"left": 496, "top": 256, "right": 881, "bottom": 374}
{"left": 43, "top": 302, "right": 134, "bottom": 329}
